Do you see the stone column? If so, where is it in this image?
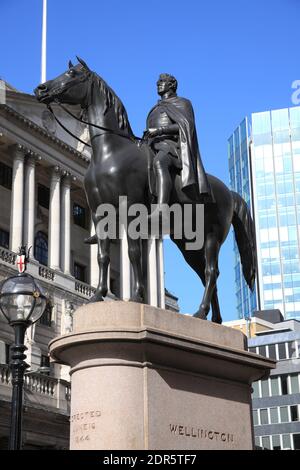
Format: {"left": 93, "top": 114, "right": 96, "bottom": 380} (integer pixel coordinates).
{"left": 23, "top": 155, "right": 36, "bottom": 256}
{"left": 24, "top": 156, "right": 39, "bottom": 361}
{"left": 156, "top": 239, "right": 165, "bottom": 308}
{"left": 49, "top": 166, "right": 61, "bottom": 270}
{"left": 107, "top": 263, "right": 111, "bottom": 293}
{"left": 147, "top": 237, "right": 158, "bottom": 307}
{"left": 90, "top": 217, "right": 98, "bottom": 288}
{"left": 10, "top": 145, "right": 25, "bottom": 252}
{"left": 61, "top": 175, "right": 71, "bottom": 275}
{"left": 120, "top": 224, "right": 131, "bottom": 300}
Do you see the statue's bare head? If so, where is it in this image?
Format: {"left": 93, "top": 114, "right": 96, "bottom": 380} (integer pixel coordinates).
{"left": 157, "top": 73, "right": 178, "bottom": 96}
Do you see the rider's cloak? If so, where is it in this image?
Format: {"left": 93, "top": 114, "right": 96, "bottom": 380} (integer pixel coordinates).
{"left": 147, "top": 95, "right": 212, "bottom": 200}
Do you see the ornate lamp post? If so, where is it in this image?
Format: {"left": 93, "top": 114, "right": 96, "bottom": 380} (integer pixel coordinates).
{"left": 0, "top": 247, "right": 47, "bottom": 450}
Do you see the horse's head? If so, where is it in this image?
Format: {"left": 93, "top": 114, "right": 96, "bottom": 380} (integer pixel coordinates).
{"left": 34, "top": 57, "right": 92, "bottom": 107}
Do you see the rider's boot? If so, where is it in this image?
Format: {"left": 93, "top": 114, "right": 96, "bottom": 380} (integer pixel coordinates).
{"left": 148, "top": 165, "right": 172, "bottom": 226}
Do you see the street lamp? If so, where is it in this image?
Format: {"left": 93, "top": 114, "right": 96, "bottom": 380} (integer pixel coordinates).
{"left": 0, "top": 247, "right": 47, "bottom": 450}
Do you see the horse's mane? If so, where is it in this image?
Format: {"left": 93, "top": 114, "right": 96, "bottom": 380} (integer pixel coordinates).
{"left": 93, "top": 73, "right": 135, "bottom": 138}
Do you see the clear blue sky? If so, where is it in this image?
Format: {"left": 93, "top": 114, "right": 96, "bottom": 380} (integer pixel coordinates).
{"left": 1, "top": 0, "right": 300, "bottom": 321}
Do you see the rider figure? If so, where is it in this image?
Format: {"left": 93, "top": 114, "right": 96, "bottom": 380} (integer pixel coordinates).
{"left": 144, "top": 74, "right": 212, "bottom": 216}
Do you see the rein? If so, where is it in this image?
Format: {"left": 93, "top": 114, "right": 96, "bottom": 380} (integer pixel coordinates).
{"left": 46, "top": 85, "right": 141, "bottom": 148}
{"left": 47, "top": 103, "right": 93, "bottom": 147}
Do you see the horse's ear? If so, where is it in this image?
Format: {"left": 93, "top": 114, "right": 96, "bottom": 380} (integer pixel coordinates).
{"left": 68, "top": 60, "right": 74, "bottom": 69}
{"left": 76, "top": 56, "right": 91, "bottom": 71}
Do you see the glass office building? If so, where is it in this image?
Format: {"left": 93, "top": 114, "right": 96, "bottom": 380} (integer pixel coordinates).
{"left": 229, "top": 118, "right": 257, "bottom": 319}
{"left": 228, "top": 106, "right": 300, "bottom": 320}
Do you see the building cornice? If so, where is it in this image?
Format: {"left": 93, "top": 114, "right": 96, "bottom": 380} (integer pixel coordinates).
{"left": 0, "top": 103, "right": 90, "bottom": 164}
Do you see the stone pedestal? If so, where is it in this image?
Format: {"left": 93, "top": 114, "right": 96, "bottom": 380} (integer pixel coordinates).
{"left": 49, "top": 302, "right": 275, "bottom": 450}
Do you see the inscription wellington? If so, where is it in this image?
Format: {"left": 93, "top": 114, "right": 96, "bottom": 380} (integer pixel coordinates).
{"left": 169, "top": 424, "right": 234, "bottom": 444}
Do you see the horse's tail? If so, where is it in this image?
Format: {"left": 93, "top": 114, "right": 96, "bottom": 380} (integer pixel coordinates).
{"left": 231, "top": 191, "right": 257, "bottom": 291}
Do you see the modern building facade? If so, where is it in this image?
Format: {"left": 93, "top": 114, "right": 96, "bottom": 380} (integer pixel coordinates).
{"left": 0, "top": 81, "right": 177, "bottom": 449}
{"left": 249, "top": 316, "right": 300, "bottom": 450}
{"left": 229, "top": 105, "right": 300, "bottom": 320}
{"left": 228, "top": 118, "right": 257, "bottom": 320}
{"left": 224, "top": 311, "right": 300, "bottom": 450}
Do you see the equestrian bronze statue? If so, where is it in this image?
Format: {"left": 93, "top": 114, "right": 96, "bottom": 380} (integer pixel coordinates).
{"left": 34, "top": 58, "right": 256, "bottom": 323}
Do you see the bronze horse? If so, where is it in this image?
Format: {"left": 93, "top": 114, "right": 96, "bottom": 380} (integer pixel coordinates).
{"left": 34, "top": 58, "right": 256, "bottom": 323}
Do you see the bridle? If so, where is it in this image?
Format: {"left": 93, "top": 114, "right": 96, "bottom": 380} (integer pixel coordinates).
{"left": 45, "top": 71, "right": 141, "bottom": 148}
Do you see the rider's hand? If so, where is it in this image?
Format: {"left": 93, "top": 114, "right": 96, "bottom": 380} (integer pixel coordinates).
{"left": 143, "top": 128, "right": 161, "bottom": 139}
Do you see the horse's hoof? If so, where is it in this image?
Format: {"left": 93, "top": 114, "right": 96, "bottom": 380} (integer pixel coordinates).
{"left": 89, "top": 292, "right": 104, "bottom": 303}
{"left": 212, "top": 316, "right": 222, "bottom": 324}
{"left": 193, "top": 310, "right": 207, "bottom": 320}
{"left": 129, "top": 286, "right": 145, "bottom": 304}
{"left": 84, "top": 234, "right": 97, "bottom": 245}
{"left": 130, "top": 294, "right": 144, "bottom": 304}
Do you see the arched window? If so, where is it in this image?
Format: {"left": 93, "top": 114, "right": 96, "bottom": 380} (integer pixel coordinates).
{"left": 34, "top": 231, "right": 48, "bottom": 266}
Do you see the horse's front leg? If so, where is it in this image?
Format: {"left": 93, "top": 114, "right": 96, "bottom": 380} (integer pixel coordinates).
{"left": 211, "top": 287, "right": 222, "bottom": 324}
{"left": 127, "top": 236, "right": 145, "bottom": 303}
{"left": 89, "top": 237, "right": 110, "bottom": 302}
{"left": 194, "top": 232, "right": 220, "bottom": 320}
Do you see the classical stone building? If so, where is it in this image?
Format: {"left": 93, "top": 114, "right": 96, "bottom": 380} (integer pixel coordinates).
{"left": 0, "top": 81, "right": 178, "bottom": 449}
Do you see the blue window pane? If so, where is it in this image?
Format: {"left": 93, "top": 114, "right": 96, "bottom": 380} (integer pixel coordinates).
{"left": 290, "top": 106, "right": 300, "bottom": 129}
{"left": 34, "top": 231, "right": 48, "bottom": 266}
{"left": 271, "top": 108, "right": 289, "bottom": 131}
{"left": 252, "top": 111, "right": 271, "bottom": 135}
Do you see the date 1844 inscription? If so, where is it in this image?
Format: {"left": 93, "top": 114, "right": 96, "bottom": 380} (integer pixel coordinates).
{"left": 71, "top": 410, "right": 102, "bottom": 444}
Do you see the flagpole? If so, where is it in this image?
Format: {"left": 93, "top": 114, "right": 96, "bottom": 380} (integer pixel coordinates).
{"left": 41, "top": 0, "right": 47, "bottom": 83}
